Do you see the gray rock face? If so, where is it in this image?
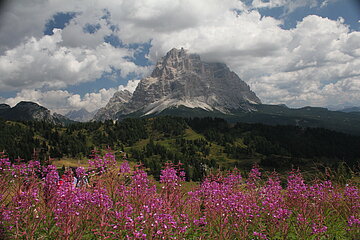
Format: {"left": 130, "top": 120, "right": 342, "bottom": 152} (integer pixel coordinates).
{"left": 65, "top": 108, "right": 96, "bottom": 122}
{"left": 93, "top": 90, "right": 132, "bottom": 121}
{"left": 120, "top": 48, "right": 261, "bottom": 116}
{"left": 13, "top": 101, "right": 54, "bottom": 122}
{"left": 96, "top": 48, "right": 261, "bottom": 120}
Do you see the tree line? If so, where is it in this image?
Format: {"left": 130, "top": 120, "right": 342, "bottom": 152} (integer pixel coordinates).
{"left": 0, "top": 116, "right": 359, "bottom": 181}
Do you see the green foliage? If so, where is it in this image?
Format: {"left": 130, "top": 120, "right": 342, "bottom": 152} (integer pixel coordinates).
{"left": 130, "top": 137, "right": 213, "bottom": 181}
{"left": 0, "top": 116, "right": 359, "bottom": 181}
{"left": 187, "top": 118, "right": 360, "bottom": 171}
{"left": 0, "top": 118, "right": 148, "bottom": 162}
{"left": 152, "top": 116, "right": 187, "bottom": 137}
{"left": 0, "top": 119, "right": 37, "bottom": 161}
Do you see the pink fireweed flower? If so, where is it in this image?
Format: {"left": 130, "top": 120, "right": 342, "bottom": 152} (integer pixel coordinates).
{"left": 1, "top": 154, "right": 359, "bottom": 239}
{"left": 253, "top": 231, "right": 268, "bottom": 239}
{"left": 193, "top": 216, "right": 207, "bottom": 227}
{"left": 309, "top": 180, "right": 334, "bottom": 202}
{"left": 223, "top": 168, "right": 242, "bottom": 187}
{"left": 311, "top": 223, "right": 328, "bottom": 234}
{"left": 297, "top": 214, "right": 307, "bottom": 223}
{"left": 344, "top": 185, "right": 359, "bottom": 211}
{"left": 132, "top": 230, "right": 147, "bottom": 239}
{"left": 42, "top": 165, "right": 60, "bottom": 202}
{"left": 2, "top": 179, "right": 42, "bottom": 233}
{"left": 88, "top": 149, "right": 116, "bottom": 174}
{"left": 260, "top": 176, "right": 291, "bottom": 221}
{"left": 348, "top": 216, "right": 360, "bottom": 228}
{"left": 10, "top": 160, "right": 41, "bottom": 178}
{"left": 0, "top": 157, "right": 11, "bottom": 172}
{"left": 160, "top": 163, "right": 185, "bottom": 188}
{"left": 247, "top": 165, "right": 261, "bottom": 189}
{"left": 286, "top": 170, "right": 308, "bottom": 200}
{"left": 75, "top": 167, "right": 87, "bottom": 178}
{"left": 120, "top": 160, "right": 131, "bottom": 173}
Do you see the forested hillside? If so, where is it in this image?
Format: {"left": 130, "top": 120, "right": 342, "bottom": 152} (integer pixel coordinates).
{"left": 1, "top": 116, "right": 359, "bottom": 181}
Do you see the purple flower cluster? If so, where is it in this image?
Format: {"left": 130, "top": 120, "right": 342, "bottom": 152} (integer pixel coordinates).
{"left": 0, "top": 154, "right": 359, "bottom": 239}
{"left": 88, "top": 149, "right": 116, "bottom": 174}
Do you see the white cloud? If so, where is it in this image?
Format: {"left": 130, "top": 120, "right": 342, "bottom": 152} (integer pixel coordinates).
{"left": 66, "top": 79, "right": 140, "bottom": 112}
{"left": 0, "top": 0, "right": 247, "bottom": 51}
{"left": 251, "top": 0, "right": 319, "bottom": 14}
{"left": 320, "top": 0, "right": 340, "bottom": 8}
{"left": 247, "top": 15, "right": 360, "bottom": 107}
{"left": 0, "top": 0, "right": 359, "bottom": 109}
{"left": 0, "top": 0, "right": 75, "bottom": 52}
{"left": 118, "top": 79, "right": 140, "bottom": 93}
{"left": 4, "top": 80, "right": 140, "bottom": 114}
{"left": 0, "top": 28, "right": 147, "bottom": 91}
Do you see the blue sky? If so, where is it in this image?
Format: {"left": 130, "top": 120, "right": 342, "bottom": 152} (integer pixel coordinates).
{"left": 0, "top": 0, "right": 359, "bottom": 113}
{"left": 260, "top": 0, "right": 360, "bottom": 30}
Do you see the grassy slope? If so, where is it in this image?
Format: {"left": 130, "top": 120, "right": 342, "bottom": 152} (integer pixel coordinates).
{"left": 48, "top": 122, "right": 339, "bottom": 172}
{"left": 123, "top": 124, "right": 262, "bottom": 171}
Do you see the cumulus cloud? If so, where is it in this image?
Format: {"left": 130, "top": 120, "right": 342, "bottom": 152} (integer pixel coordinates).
{"left": 4, "top": 80, "right": 140, "bottom": 114}
{"left": 0, "top": 0, "right": 247, "bottom": 50}
{"left": 248, "top": 15, "right": 360, "bottom": 107}
{"left": 0, "top": 0, "right": 75, "bottom": 52}
{"left": 0, "top": 28, "right": 147, "bottom": 91}
{"left": 66, "top": 79, "right": 140, "bottom": 112}
{"left": 0, "top": 0, "right": 359, "bottom": 110}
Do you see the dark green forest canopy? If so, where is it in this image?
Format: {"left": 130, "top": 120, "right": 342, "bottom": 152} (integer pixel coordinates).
{"left": 0, "top": 116, "right": 359, "bottom": 181}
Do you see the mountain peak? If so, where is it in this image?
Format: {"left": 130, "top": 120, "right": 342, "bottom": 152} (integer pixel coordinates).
{"left": 0, "top": 103, "right": 10, "bottom": 110}
{"left": 151, "top": 48, "right": 199, "bottom": 78}
{"left": 93, "top": 90, "right": 133, "bottom": 121}
{"left": 14, "top": 101, "right": 49, "bottom": 114}
{"left": 95, "top": 48, "right": 261, "bottom": 120}
{"left": 165, "top": 47, "right": 187, "bottom": 60}
{"left": 16, "top": 101, "right": 42, "bottom": 107}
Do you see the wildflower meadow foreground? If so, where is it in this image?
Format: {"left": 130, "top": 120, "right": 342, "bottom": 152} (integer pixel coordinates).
{"left": 0, "top": 151, "right": 359, "bottom": 240}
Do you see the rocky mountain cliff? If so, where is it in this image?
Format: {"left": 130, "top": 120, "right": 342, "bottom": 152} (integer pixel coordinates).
{"left": 65, "top": 108, "right": 96, "bottom": 122}
{"left": 93, "top": 90, "right": 132, "bottom": 121}
{"left": 96, "top": 48, "right": 261, "bottom": 120}
{"left": 0, "top": 101, "right": 71, "bottom": 125}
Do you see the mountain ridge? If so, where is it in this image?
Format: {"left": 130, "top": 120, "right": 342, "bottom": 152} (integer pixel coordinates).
{"left": 0, "top": 101, "right": 72, "bottom": 125}
{"left": 340, "top": 106, "right": 360, "bottom": 113}
{"left": 115, "top": 104, "right": 360, "bottom": 136}
{"left": 93, "top": 89, "right": 132, "bottom": 121}
{"left": 65, "top": 108, "right": 96, "bottom": 122}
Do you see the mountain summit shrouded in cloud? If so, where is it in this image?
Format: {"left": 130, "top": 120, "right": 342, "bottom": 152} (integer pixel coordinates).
{"left": 94, "top": 48, "right": 261, "bottom": 120}
{"left": 0, "top": 0, "right": 359, "bottom": 114}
